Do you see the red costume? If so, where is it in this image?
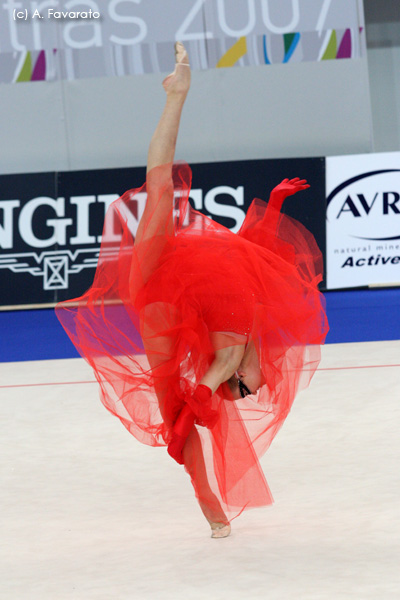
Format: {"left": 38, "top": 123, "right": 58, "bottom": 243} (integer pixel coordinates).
{"left": 56, "top": 162, "right": 328, "bottom": 523}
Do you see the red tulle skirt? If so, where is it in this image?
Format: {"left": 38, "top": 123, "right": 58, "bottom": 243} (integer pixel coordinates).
{"left": 56, "top": 162, "right": 328, "bottom": 523}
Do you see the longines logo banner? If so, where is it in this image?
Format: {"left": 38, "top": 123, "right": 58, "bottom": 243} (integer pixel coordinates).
{"left": 0, "top": 0, "right": 365, "bottom": 83}
{"left": 0, "top": 157, "right": 325, "bottom": 307}
{"left": 326, "top": 152, "right": 400, "bottom": 289}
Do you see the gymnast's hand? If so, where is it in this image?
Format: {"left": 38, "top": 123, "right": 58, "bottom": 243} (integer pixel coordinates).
{"left": 167, "top": 385, "right": 216, "bottom": 465}
{"left": 167, "top": 403, "right": 195, "bottom": 465}
{"left": 268, "top": 178, "right": 310, "bottom": 212}
{"left": 271, "top": 177, "right": 310, "bottom": 199}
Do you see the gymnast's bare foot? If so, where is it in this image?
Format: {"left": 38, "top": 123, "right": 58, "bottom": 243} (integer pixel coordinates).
{"left": 162, "top": 41, "right": 191, "bottom": 98}
{"left": 209, "top": 522, "right": 231, "bottom": 539}
{"left": 205, "top": 508, "right": 231, "bottom": 538}
{"left": 206, "top": 515, "right": 231, "bottom": 538}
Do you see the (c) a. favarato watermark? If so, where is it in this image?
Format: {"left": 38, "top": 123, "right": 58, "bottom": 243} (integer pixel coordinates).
{"left": 13, "top": 8, "right": 101, "bottom": 20}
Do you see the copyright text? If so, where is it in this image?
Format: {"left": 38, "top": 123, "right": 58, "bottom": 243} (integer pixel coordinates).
{"left": 13, "top": 8, "right": 101, "bottom": 20}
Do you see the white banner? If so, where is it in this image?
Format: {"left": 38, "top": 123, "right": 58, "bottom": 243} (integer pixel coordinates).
{"left": 0, "top": 0, "right": 365, "bottom": 82}
{"left": 326, "top": 152, "right": 400, "bottom": 289}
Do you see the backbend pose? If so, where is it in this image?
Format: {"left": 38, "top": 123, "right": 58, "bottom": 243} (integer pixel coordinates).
{"left": 56, "top": 42, "right": 328, "bottom": 538}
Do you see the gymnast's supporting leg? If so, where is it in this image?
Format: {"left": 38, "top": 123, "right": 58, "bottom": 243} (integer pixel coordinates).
{"left": 141, "top": 304, "right": 231, "bottom": 537}
{"left": 183, "top": 426, "right": 231, "bottom": 538}
{"left": 138, "top": 329, "right": 231, "bottom": 538}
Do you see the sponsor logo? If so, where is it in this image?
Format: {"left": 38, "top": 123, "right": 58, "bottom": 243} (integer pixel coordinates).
{"left": 0, "top": 193, "right": 119, "bottom": 290}
{"left": 326, "top": 156, "right": 400, "bottom": 288}
{"left": 0, "top": 249, "right": 99, "bottom": 290}
{"left": 0, "top": 185, "right": 246, "bottom": 290}
{"left": 327, "top": 169, "right": 400, "bottom": 242}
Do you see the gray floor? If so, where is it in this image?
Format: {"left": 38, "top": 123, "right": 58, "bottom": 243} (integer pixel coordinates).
{"left": 1, "top": 341, "right": 399, "bottom": 600}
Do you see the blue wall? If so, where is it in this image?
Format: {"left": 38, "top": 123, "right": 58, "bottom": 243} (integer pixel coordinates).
{"left": 1, "top": 289, "right": 399, "bottom": 362}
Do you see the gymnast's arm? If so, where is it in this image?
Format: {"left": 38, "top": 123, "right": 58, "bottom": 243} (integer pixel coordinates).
{"left": 262, "top": 177, "right": 310, "bottom": 234}
{"left": 167, "top": 343, "right": 245, "bottom": 464}
{"left": 199, "top": 344, "right": 245, "bottom": 394}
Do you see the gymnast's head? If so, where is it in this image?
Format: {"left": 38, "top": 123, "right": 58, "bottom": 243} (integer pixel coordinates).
{"left": 227, "top": 348, "right": 265, "bottom": 399}
{"left": 210, "top": 333, "right": 265, "bottom": 400}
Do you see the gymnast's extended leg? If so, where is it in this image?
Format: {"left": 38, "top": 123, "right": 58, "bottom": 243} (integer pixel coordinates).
{"left": 134, "top": 42, "right": 190, "bottom": 248}
{"left": 135, "top": 43, "right": 231, "bottom": 535}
